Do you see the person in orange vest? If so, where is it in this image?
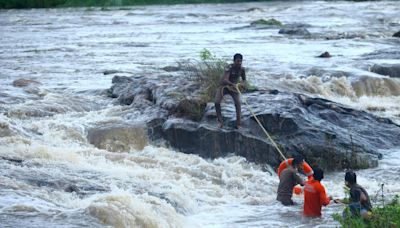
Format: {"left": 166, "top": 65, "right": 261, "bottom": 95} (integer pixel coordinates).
{"left": 278, "top": 157, "right": 314, "bottom": 179}
{"left": 277, "top": 155, "right": 314, "bottom": 195}
{"left": 303, "top": 168, "right": 332, "bottom": 217}
{"left": 277, "top": 155, "right": 305, "bottom": 206}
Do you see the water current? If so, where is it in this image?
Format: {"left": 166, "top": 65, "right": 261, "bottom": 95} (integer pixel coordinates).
{"left": 1, "top": 1, "right": 400, "bottom": 227}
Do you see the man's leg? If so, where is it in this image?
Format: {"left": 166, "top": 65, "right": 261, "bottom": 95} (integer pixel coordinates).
{"left": 214, "top": 87, "right": 224, "bottom": 127}
{"left": 277, "top": 196, "right": 294, "bottom": 206}
{"left": 231, "top": 92, "right": 241, "bottom": 128}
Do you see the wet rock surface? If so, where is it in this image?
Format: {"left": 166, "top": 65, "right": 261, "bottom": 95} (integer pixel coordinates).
{"left": 279, "top": 27, "right": 311, "bottom": 36}
{"left": 87, "top": 123, "right": 148, "bottom": 152}
{"left": 317, "top": 51, "right": 332, "bottom": 58}
{"left": 108, "top": 74, "right": 400, "bottom": 171}
{"left": 371, "top": 64, "right": 400, "bottom": 78}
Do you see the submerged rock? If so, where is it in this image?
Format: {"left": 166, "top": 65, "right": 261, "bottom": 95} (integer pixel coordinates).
{"left": 323, "top": 32, "right": 366, "bottom": 40}
{"left": 109, "top": 75, "right": 400, "bottom": 171}
{"left": 279, "top": 27, "right": 311, "bottom": 36}
{"left": 361, "top": 49, "right": 400, "bottom": 60}
{"left": 12, "top": 78, "right": 41, "bottom": 87}
{"left": 317, "top": 52, "right": 332, "bottom": 58}
{"left": 393, "top": 31, "right": 400, "bottom": 38}
{"left": 371, "top": 64, "right": 400, "bottom": 78}
{"left": 103, "top": 70, "right": 126, "bottom": 75}
{"left": 87, "top": 123, "right": 148, "bottom": 152}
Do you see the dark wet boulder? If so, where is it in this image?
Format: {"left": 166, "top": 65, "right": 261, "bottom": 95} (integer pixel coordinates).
{"left": 103, "top": 70, "right": 126, "bottom": 75}
{"left": 109, "top": 75, "right": 400, "bottom": 171}
{"left": 393, "top": 31, "right": 400, "bottom": 38}
{"left": 108, "top": 76, "right": 154, "bottom": 105}
{"left": 371, "top": 64, "right": 400, "bottom": 78}
{"left": 324, "top": 32, "right": 366, "bottom": 40}
{"left": 162, "top": 65, "right": 182, "bottom": 72}
{"left": 279, "top": 27, "right": 311, "bottom": 36}
{"left": 148, "top": 91, "right": 400, "bottom": 171}
{"left": 317, "top": 52, "right": 332, "bottom": 58}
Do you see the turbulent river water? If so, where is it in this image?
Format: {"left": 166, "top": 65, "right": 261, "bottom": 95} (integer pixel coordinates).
{"left": 1, "top": 1, "right": 400, "bottom": 227}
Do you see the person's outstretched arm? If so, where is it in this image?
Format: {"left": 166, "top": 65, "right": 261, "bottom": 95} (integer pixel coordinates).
{"left": 318, "top": 183, "right": 331, "bottom": 206}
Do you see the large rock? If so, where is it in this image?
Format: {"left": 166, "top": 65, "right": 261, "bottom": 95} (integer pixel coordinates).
{"left": 149, "top": 92, "right": 400, "bottom": 170}
{"left": 109, "top": 75, "right": 400, "bottom": 171}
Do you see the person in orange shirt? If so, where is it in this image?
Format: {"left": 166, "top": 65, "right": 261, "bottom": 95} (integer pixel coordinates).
{"left": 303, "top": 168, "right": 332, "bottom": 217}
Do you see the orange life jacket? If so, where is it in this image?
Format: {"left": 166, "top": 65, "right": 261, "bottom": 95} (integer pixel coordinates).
{"left": 278, "top": 158, "right": 314, "bottom": 180}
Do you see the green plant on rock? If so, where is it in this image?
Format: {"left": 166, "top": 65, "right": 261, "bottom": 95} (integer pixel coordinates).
{"left": 182, "top": 48, "right": 227, "bottom": 103}
{"left": 184, "top": 48, "right": 257, "bottom": 103}
{"left": 333, "top": 193, "right": 400, "bottom": 228}
{"left": 250, "top": 18, "right": 283, "bottom": 27}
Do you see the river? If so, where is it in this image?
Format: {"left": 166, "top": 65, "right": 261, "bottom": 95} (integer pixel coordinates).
{"left": 1, "top": 1, "right": 400, "bottom": 227}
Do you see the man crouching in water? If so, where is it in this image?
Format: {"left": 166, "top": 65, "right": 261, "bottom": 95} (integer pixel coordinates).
{"left": 334, "top": 171, "right": 372, "bottom": 218}
{"left": 214, "top": 53, "right": 246, "bottom": 129}
{"left": 277, "top": 156, "right": 305, "bottom": 206}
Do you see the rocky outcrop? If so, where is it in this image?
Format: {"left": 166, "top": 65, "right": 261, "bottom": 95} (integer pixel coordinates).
{"left": 371, "top": 64, "right": 400, "bottom": 78}
{"left": 107, "top": 75, "right": 400, "bottom": 171}
{"left": 393, "top": 31, "right": 400, "bottom": 38}
{"left": 279, "top": 27, "right": 311, "bottom": 36}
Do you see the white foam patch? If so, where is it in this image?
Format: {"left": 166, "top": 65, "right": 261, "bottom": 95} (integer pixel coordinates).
{"left": 281, "top": 76, "right": 400, "bottom": 124}
{"left": 86, "top": 191, "right": 184, "bottom": 228}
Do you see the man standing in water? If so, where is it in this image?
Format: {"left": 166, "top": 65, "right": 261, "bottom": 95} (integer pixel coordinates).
{"left": 277, "top": 156, "right": 305, "bottom": 206}
{"left": 214, "top": 53, "right": 246, "bottom": 129}
{"left": 303, "top": 168, "right": 331, "bottom": 217}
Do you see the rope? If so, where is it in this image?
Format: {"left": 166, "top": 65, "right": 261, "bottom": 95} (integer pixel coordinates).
{"left": 235, "top": 84, "right": 287, "bottom": 161}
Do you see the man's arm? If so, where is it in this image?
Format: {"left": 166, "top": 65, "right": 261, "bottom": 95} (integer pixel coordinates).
{"left": 293, "top": 170, "right": 305, "bottom": 186}
{"left": 318, "top": 184, "right": 331, "bottom": 206}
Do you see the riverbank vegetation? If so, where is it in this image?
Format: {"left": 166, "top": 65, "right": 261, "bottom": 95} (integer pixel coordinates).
{"left": 333, "top": 195, "right": 400, "bottom": 228}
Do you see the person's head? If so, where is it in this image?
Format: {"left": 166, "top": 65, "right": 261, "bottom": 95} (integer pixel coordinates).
{"left": 292, "top": 155, "right": 304, "bottom": 169}
{"left": 345, "top": 171, "right": 357, "bottom": 187}
{"left": 233, "top": 53, "right": 243, "bottom": 66}
{"left": 313, "top": 168, "right": 324, "bottom": 181}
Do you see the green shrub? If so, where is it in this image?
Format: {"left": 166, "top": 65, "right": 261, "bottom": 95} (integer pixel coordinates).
{"left": 333, "top": 195, "right": 400, "bottom": 228}
{"left": 250, "top": 18, "right": 283, "bottom": 27}
{"left": 181, "top": 48, "right": 227, "bottom": 103}
{"left": 181, "top": 48, "right": 257, "bottom": 103}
